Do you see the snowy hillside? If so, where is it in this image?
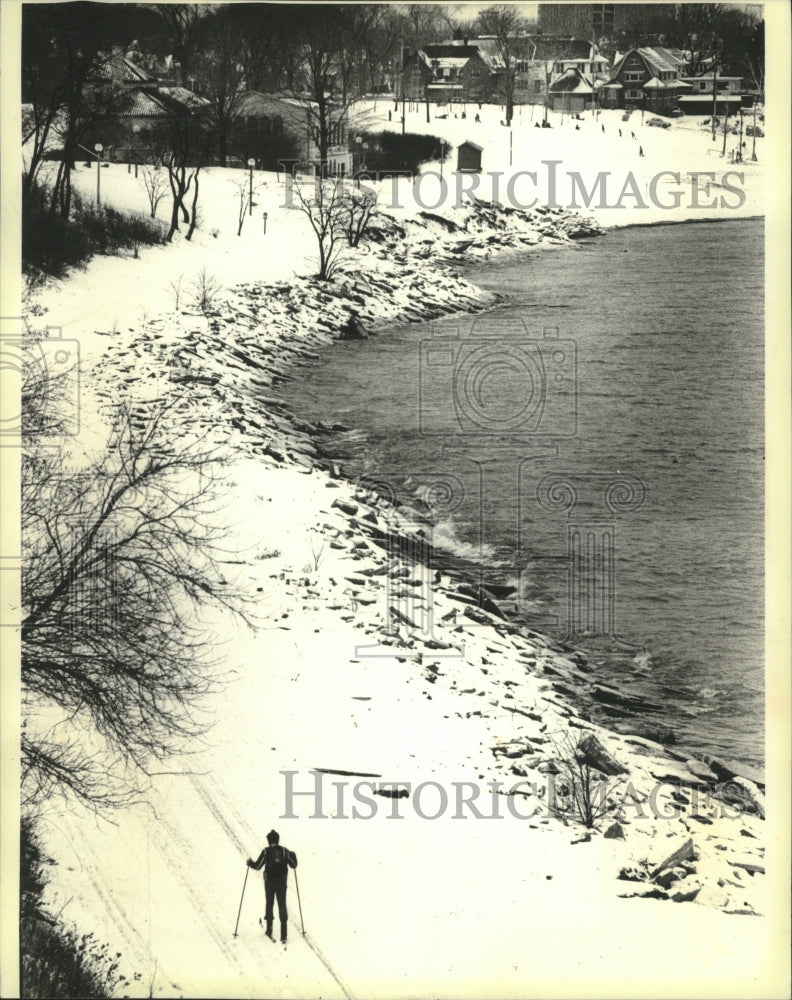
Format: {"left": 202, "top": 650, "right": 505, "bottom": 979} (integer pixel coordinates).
{"left": 18, "top": 101, "right": 783, "bottom": 1000}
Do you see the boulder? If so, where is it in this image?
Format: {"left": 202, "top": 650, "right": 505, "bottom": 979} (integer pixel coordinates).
{"left": 731, "top": 776, "right": 765, "bottom": 819}
{"left": 685, "top": 759, "right": 718, "bottom": 783}
{"left": 654, "top": 866, "right": 687, "bottom": 890}
{"left": 694, "top": 884, "right": 731, "bottom": 909}
{"left": 671, "top": 884, "right": 702, "bottom": 903}
{"left": 331, "top": 498, "right": 358, "bottom": 516}
{"left": 650, "top": 838, "right": 695, "bottom": 880}
{"left": 577, "top": 733, "right": 629, "bottom": 776}
{"left": 650, "top": 762, "right": 711, "bottom": 789}
{"left": 617, "top": 866, "right": 646, "bottom": 882}
{"left": 603, "top": 821, "right": 626, "bottom": 840}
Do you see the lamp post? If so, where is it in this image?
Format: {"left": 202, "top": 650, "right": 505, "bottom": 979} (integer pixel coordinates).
{"left": 132, "top": 125, "right": 140, "bottom": 178}
{"left": 440, "top": 140, "right": 446, "bottom": 180}
{"left": 247, "top": 157, "right": 255, "bottom": 215}
{"left": 94, "top": 143, "right": 103, "bottom": 206}
{"left": 355, "top": 134, "right": 362, "bottom": 173}
{"left": 263, "top": 211, "right": 268, "bottom": 235}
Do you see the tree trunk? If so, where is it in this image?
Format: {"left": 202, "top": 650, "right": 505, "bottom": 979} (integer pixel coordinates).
{"left": 186, "top": 171, "right": 199, "bottom": 241}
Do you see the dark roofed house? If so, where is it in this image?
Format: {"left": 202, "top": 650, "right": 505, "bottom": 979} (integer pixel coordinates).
{"left": 85, "top": 51, "right": 209, "bottom": 162}
{"left": 601, "top": 47, "right": 690, "bottom": 114}
{"left": 402, "top": 43, "right": 493, "bottom": 103}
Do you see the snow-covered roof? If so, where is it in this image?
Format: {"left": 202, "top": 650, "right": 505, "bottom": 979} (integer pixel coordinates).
{"left": 92, "top": 52, "right": 154, "bottom": 84}
{"left": 678, "top": 93, "right": 742, "bottom": 104}
{"left": 118, "top": 85, "right": 208, "bottom": 118}
{"left": 550, "top": 68, "right": 594, "bottom": 94}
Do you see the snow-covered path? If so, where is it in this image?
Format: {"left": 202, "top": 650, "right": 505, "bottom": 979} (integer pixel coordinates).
{"left": 20, "top": 99, "right": 783, "bottom": 999}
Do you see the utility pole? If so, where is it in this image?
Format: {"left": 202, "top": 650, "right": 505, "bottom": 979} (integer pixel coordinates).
{"left": 711, "top": 66, "right": 718, "bottom": 140}
{"left": 722, "top": 99, "right": 728, "bottom": 156}
{"left": 737, "top": 107, "right": 744, "bottom": 162}
{"left": 751, "top": 99, "right": 758, "bottom": 160}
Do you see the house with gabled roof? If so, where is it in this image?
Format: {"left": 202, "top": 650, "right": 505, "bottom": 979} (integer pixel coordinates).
{"left": 84, "top": 51, "right": 209, "bottom": 162}
{"left": 401, "top": 43, "right": 493, "bottom": 103}
{"left": 601, "top": 46, "right": 691, "bottom": 113}
{"left": 548, "top": 67, "right": 595, "bottom": 113}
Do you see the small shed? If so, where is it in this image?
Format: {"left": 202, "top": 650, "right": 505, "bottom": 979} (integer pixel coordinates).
{"left": 456, "top": 140, "right": 483, "bottom": 174}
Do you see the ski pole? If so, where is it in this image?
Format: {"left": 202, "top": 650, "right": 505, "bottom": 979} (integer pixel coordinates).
{"left": 233, "top": 865, "right": 249, "bottom": 938}
{"left": 293, "top": 867, "right": 305, "bottom": 936}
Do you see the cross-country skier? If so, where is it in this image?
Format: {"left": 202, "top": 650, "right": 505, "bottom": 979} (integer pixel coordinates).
{"left": 247, "top": 830, "right": 298, "bottom": 944}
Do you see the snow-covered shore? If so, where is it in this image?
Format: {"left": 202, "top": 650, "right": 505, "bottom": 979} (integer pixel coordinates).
{"left": 24, "top": 168, "right": 771, "bottom": 997}
{"left": 22, "top": 110, "right": 780, "bottom": 997}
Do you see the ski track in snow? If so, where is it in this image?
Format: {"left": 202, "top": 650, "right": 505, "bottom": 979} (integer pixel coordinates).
{"left": 190, "top": 772, "right": 355, "bottom": 1000}
{"left": 152, "top": 807, "right": 256, "bottom": 995}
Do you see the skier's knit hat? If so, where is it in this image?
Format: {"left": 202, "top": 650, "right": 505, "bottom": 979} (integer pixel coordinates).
{"left": 267, "top": 829, "right": 280, "bottom": 844}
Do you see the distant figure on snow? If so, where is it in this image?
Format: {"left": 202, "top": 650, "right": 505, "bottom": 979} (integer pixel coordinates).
{"left": 631, "top": 131, "right": 636, "bottom": 139}
{"left": 618, "top": 128, "right": 622, "bottom": 137}
{"left": 601, "top": 124, "right": 605, "bottom": 133}
{"left": 575, "top": 124, "right": 580, "bottom": 130}
{"left": 388, "top": 110, "right": 392, "bottom": 121}
{"left": 475, "top": 113, "right": 480, "bottom": 123}
{"left": 247, "top": 830, "right": 298, "bottom": 944}
{"left": 639, "top": 146, "right": 644, "bottom": 157}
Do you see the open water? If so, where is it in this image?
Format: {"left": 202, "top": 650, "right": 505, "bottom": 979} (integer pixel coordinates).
{"left": 280, "top": 218, "right": 765, "bottom": 770}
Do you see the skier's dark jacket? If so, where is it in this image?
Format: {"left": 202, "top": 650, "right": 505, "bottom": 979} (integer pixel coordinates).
{"left": 249, "top": 845, "right": 297, "bottom": 881}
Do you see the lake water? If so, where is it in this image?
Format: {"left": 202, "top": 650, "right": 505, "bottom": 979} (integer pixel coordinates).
{"left": 279, "top": 218, "right": 764, "bottom": 770}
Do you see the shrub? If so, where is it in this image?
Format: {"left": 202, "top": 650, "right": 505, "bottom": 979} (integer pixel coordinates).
{"left": 20, "top": 817, "right": 130, "bottom": 998}
{"left": 355, "top": 131, "right": 449, "bottom": 176}
{"left": 23, "top": 177, "right": 165, "bottom": 281}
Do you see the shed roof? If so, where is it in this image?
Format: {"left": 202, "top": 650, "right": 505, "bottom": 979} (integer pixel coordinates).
{"left": 459, "top": 140, "right": 483, "bottom": 151}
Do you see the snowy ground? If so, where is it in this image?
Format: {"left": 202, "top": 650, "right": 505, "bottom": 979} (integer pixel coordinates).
{"left": 18, "top": 105, "right": 788, "bottom": 999}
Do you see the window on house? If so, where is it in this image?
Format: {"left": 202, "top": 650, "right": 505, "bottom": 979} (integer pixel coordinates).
{"left": 516, "top": 60, "right": 529, "bottom": 72}
{"left": 470, "top": 66, "right": 481, "bottom": 77}
{"left": 626, "top": 89, "right": 642, "bottom": 100}
{"left": 535, "top": 79, "right": 542, "bottom": 93}
{"left": 624, "top": 71, "right": 642, "bottom": 82}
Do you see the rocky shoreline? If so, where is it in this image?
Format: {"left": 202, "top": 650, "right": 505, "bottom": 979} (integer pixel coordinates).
{"left": 85, "top": 197, "right": 766, "bottom": 918}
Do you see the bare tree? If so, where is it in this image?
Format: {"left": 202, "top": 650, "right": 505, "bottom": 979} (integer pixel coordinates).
{"left": 151, "top": 3, "right": 208, "bottom": 87}
{"left": 235, "top": 177, "right": 258, "bottom": 236}
{"left": 550, "top": 732, "right": 628, "bottom": 829}
{"left": 291, "top": 173, "right": 351, "bottom": 280}
{"left": 22, "top": 400, "right": 250, "bottom": 810}
{"left": 198, "top": 9, "right": 247, "bottom": 167}
{"left": 344, "top": 185, "right": 378, "bottom": 248}
{"left": 21, "top": 3, "right": 130, "bottom": 217}
{"left": 476, "top": 4, "right": 527, "bottom": 126}
{"left": 140, "top": 165, "right": 168, "bottom": 219}
{"left": 152, "top": 95, "right": 212, "bottom": 241}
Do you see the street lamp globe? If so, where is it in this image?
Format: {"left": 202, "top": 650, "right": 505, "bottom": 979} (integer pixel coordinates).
{"left": 247, "top": 158, "right": 255, "bottom": 167}
{"left": 94, "top": 142, "right": 103, "bottom": 153}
